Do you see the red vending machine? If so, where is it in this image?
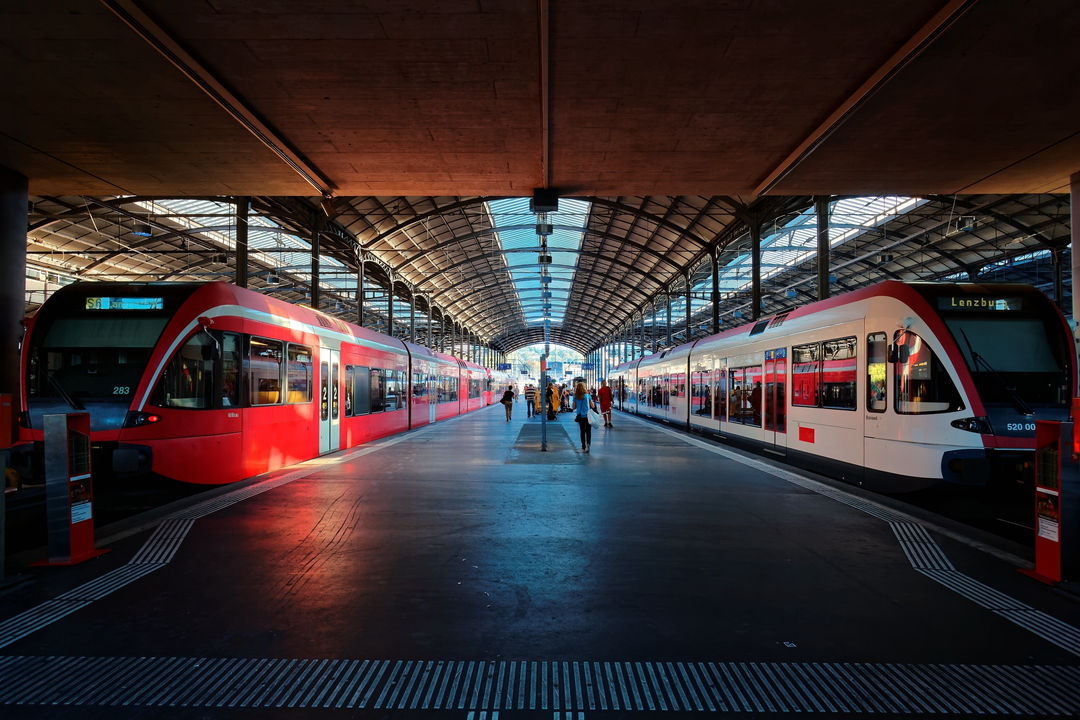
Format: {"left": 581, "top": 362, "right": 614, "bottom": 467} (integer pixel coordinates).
{"left": 34, "top": 413, "right": 109, "bottom": 566}
{"left": 1030, "top": 421, "right": 1078, "bottom": 583}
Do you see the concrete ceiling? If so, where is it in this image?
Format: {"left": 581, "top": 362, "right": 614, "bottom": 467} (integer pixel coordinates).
{"left": 3, "top": 0, "right": 1078, "bottom": 198}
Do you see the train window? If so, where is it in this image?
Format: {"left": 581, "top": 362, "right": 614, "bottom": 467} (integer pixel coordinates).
{"left": 152, "top": 331, "right": 217, "bottom": 409}
{"left": 249, "top": 336, "right": 284, "bottom": 405}
{"left": 287, "top": 344, "right": 313, "bottom": 403}
{"left": 867, "top": 333, "right": 887, "bottom": 413}
{"left": 440, "top": 374, "right": 458, "bottom": 403}
{"left": 691, "top": 372, "right": 708, "bottom": 416}
{"left": 822, "top": 337, "right": 857, "bottom": 410}
{"left": 353, "top": 365, "right": 370, "bottom": 415}
{"left": 344, "top": 365, "right": 354, "bottom": 416}
{"left": 413, "top": 372, "right": 426, "bottom": 400}
{"left": 320, "top": 362, "right": 329, "bottom": 421}
{"left": 791, "top": 343, "right": 820, "bottom": 408}
{"left": 469, "top": 378, "right": 481, "bottom": 399}
{"left": 894, "top": 331, "right": 965, "bottom": 414}
{"left": 221, "top": 332, "right": 241, "bottom": 407}
{"left": 370, "top": 368, "right": 385, "bottom": 412}
{"left": 385, "top": 369, "right": 401, "bottom": 411}
{"left": 716, "top": 367, "right": 727, "bottom": 422}
{"left": 730, "top": 366, "right": 763, "bottom": 426}
{"left": 331, "top": 363, "right": 339, "bottom": 419}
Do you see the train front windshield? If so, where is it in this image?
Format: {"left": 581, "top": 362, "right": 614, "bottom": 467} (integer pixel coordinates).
{"left": 940, "top": 314, "right": 1070, "bottom": 406}
{"left": 29, "top": 315, "right": 169, "bottom": 403}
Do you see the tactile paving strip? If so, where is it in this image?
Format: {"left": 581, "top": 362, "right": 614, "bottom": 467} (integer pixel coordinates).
{"left": 0, "top": 656, "right": 1078, "bottom": 713}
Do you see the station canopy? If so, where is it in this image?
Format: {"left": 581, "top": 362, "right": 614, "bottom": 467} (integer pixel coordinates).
{"left": 26, "top": 192, "right": 1072, "bottom": 355}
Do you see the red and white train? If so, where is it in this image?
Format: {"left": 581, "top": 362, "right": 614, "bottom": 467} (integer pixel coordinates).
{"left": 610, "top": 281, "right": 1075, "bottom": 492}
{"left": 15, "top": 282, "right": 513, "bottom": 484}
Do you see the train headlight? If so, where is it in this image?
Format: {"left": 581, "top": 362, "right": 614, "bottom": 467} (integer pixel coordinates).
{"left": 950, "top": 416, "right": 992, "bottom": 434}
{"left": 123, "top": 411, "right": 161, "bottom": 428}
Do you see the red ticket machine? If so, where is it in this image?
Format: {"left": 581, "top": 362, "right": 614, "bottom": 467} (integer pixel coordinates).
{"left": 33, "top": 413, "right": 109, "bottom": 566}
{"left": 1028, "top": 421, "right": 1078, "bottom": 583}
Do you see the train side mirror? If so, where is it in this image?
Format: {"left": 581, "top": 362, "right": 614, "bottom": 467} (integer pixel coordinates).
{"left": 888, "top": 344, "right": 909, "bottom": 364}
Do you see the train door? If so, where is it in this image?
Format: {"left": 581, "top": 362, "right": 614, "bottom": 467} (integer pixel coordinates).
{"left": 319, "top": 347, "right": 341, "bottom": 455}
{"left": 764, "top": 348, "right": 787, "bottom": 455}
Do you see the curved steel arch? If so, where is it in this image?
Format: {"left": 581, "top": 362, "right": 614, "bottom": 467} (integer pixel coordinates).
{"left": 385, "top": 224, "right": 688, "bottom": 279}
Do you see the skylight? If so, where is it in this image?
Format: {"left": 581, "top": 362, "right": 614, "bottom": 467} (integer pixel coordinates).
{"left": 714, "top": 196, "right": 924, "bottom": 294}
{"left": 486, "top": 197, "right": 590, "bottom": 327}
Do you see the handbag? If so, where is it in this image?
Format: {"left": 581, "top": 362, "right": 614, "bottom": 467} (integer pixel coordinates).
{"left": 587, "top": 407, "right": 601, "bottom": 428}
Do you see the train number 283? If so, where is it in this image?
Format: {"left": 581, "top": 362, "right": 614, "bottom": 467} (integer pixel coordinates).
{"left": 113, "top": 386, "right": 131, "bottom": 395}
{"left": 1006, "top": 423, "right": 1036, "bottom": 432}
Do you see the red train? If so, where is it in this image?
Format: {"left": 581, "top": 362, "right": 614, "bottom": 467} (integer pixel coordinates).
{"left": 14, "top": 282, "right": 512, "bottom": 484}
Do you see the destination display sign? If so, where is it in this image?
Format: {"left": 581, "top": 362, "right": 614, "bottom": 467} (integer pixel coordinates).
{"left": 937, "top": 296, "right": 1021, "bottom": 312}
{"left": 86, "top": 296, "right": 164, "bottom": 311}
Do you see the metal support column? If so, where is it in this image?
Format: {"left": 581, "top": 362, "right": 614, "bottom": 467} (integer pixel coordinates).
{"left": 1073, "top": 172, "right": 1080, "bottom": 338}
{"left": 409, "top": 290, "right": 416, "bottom": 342}
{"left": 427, "top": 301, "right": 433, "bottom": 348}
{"left": 685, "top": 274, "right": 692, "bottom": 341}
{"left": 0, "top": 166, "right": 28, "bottom": 581}
{"left": 311, "top": 214, "right": 322, "bottom": 309}
{"left": 638, "top": 313, "right": 645, "bottom": 358}
{"left": 750, "top": 217, "right": 762, "bottom": 321}
{"left": 357, "top": 258, "right": 364, "bottom": 327}
{"left": 816, "top": 195, "right": 831, "bottom": 301}
{"left": 711, "top": 250, "right": 720, "bottom": 335}
{"left": 387, "top": 276, "right": 394, "bottom": 338}
{"left": 666, "top": 293, "right": 672, "bottom": 348}
{"left": 1054, "top": 249, "right": 1065, "bottom": 313}
{"left": 234, "top": 197, "right": 249, "bottom": 289}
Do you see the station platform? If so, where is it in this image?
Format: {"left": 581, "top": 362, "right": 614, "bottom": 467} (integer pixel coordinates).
{"left": 2, "top": 401, "right": 1080, "bottom": 718}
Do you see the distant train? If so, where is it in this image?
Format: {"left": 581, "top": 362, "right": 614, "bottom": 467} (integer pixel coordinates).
{"left": 14, "top": 282, "right": 513, "bottom": 484}
{"left": 610, "top": 282, "right": 1075, "bottom": 492}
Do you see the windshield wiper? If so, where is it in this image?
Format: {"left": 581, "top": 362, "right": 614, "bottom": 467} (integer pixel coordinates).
{"left": 958, "top": 328, "right": 1033, "bottom": 417}
{"left": 34, "top": 355, "right": 85, "bottom": 411}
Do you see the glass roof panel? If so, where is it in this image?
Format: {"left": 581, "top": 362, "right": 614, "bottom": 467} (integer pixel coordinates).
{"left": 712, "top": 196, "right": 925, "bottom": 294}
{"left": 486, "top": 197, "right": 590, "bottom": 327}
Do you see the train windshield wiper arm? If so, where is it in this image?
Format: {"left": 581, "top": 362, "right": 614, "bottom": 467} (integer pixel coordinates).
{"left": 958, "top": 328, "right": 1033, "bottom": 417}
{"left": 36, "top": 355, "right": 85, "bottom": 411}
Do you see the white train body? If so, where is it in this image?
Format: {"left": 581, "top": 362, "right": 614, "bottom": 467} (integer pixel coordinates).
{"left": 610, "top": 281, "right": 1074, "bottom": 493}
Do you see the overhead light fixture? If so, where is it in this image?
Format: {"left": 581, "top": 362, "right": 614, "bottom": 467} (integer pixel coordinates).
{"left": 132, "top": 223, "right": 152, "bottom": 237}
{"left": 530, "top": 188, "right": 559, "bottom": 213}
{"left": 538, "top": 254, "right": 552, "bottom": 264}
{"left": 267, "top": 273, "right": 279, "bottom": 284}
{"left": 320, "top": 194, "right": 340, "bottom": 219}
{"left": 536, "top": 223, "right": 553, "bottom": 236}
{"left": 541, "top": 291, "right": 552, "bottom": 299}
{"left": 877, "top": 253, "right": 894, "bottom": 264}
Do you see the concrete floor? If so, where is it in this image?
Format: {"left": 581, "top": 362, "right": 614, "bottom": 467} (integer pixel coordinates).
{"left": 2, "top": 401, "right": 1079, "bottom": 718}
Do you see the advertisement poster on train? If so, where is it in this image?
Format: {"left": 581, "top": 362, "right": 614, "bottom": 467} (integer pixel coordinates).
{"left": 1036, "top": 491, "right": 1059, "bottom": 542}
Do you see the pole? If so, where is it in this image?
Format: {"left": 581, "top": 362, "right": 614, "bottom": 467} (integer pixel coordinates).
{"left": 540, "top": 352, "right": 548, "bottom": 451}
{"left": 685, "top": 273, "right": 692, "bottom": 341}
{"left": 410, "top": 289, "right": 416, "bottom": 342}
{"left": 387, "top": 276, "right": 394, "bottom": 338}
{"left": 0, "top": 166, "right": 28, "bottom": 584}
{"left": 1072, "top": 172, "right": 1080, "bottom": 340}
{"left": 311, "top": 214, "right": 322, "bottom": 309}
{"left": 711, "top": 249, "right": 720, "bottom": 335}
{"left": 750, "top": 216, "right": 762, "bottom": 321}
{"left": 816, "top": 195, "right": 831, "bottom": 301}
{"left": 234, "top": 196, "right": 248, "bottom": 288}
{"left": 357, "top": 258, "right": 365, "bottom": 327}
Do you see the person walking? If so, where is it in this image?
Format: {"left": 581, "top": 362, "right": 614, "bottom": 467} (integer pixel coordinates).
{"left": 524, "top": 384, "right": 537, "bottom": 418}
{"left": 501, "top": 384, "right": 515, "bottom": 421}
{"left": 598, "top": 378, "right": 613, "bottom": 428}
{"left": 572, "top": 381, "right": 596, "bottom": 453}
{"left": 547, "top": 381, "right": 559, "bottom": 421}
